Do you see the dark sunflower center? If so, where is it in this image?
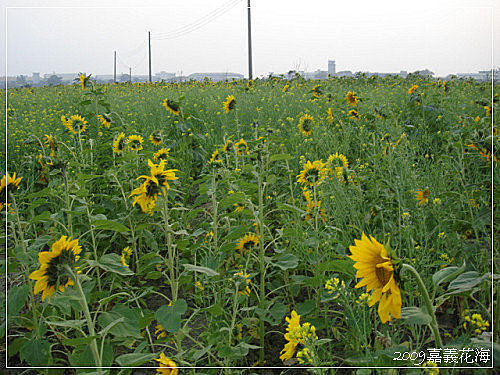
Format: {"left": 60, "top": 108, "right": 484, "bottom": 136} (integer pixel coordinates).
{"left": 130, "top": 140, "right": 141, "bottom": 149}
{"left": 243, "top": 240, "right": 256, "bottom": 249}
{"left": 301, "top": 120, "right": 311, "bottom": 131}
{"left": 44, "top": 249, "right": 76, "bottom": 288}
{"left": 228, "top": 100, "right": 235, "bottom": 110}
{"left": 375, "top": 265, "right": 391, "bottom": 287}
{"left": 167, "top": 100, "right": 179, "bottom": 112}
{"left": 305, "top": 168, "right": 319, "bottom": 182}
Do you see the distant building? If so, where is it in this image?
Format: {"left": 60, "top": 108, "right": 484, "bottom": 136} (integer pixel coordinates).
{"left": 32, "top": 73, "right": 41, "bottom": 84}
{"left": 155, "top": 71, "right": 176, "bottom": 80}
{"left": 188, "top": 72, "right": 244, "bottom": 81}
{"left": 328, "top": 60, "right": 336, "bottom": 76}
{"left": 335, "top": 70, "right": 354, "bottom": 77}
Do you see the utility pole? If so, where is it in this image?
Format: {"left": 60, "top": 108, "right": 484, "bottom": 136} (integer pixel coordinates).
{"left": 129, "top": 67, "right": 132, "bottom": 83}
{"left": 113, "top": 51, "right": 117, "bottom": 83}
{"left": 247, "top": 0, "right": 253, "bottom": 80}
{"left": 148, "top": 31, "right": 152, "bottom": 83}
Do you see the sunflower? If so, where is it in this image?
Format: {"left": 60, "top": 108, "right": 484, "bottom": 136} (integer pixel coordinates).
{"left": 345, "top": 91, "right": 359, "bottom": 106}
{"left": 120, "top": 246, "right": 133, "bottom": 267}
{"left": 326, "top": 108, "right": 334, "bottom": 123}
{"left": 312, "top": 84, "right": 322, "bottom": 98}
{"left": 44, "top": 134, "right": 57, "bottom": 157}
{"left": 234, "top": 139, "right": 248, "bottom": 155}
{"left": 155, "top": 353, "right": 178, "bottom": 375}
{"left": 29, "top": 236, "right": 82, "bottom": 301}
{"left": 327, "top": 153, "right": 349, "bottom": 182}
{"left": 0, "top": 172, "right": 22, "bottom": 210}
{"left": 223, "top": 139, "right": 233, "bottom": 153}
{"left": 149, "top": 132, "right": 163, "bottom": 145}
{"left": 130, "top": 160, "right": 178, "bottom": 214}
{"left": 209, "top": 149, "right": 222, "bottom": 164}
{"left": 64, "top": 115, "right": 88, "bottom": 134}
{"left": 236, "top": 233, "right": 260, "bottom": 254}
{"left": 127, "top": 135, "right": 144, "bottom": 151}
{"left": 297, "top": 114, "right": 314, "bottom": 136}
{"left": 348, "top": 233, "right": 402, "bottom": 323}
{"left": 113, "top": 132, "right": 126, "bottom": 154}
{"left": 280, "top": 310, "right": 301, "bottom": 361}
{"left": 162, "top": 99, "right": 180, "bottom": 115}
{"left": 223, "top": 95, "right": 236, "bottom": 114}
{"left": 484, "top": 106, "right": 492, "bottom": 116}
{"left": 97, "top": 114, "right": 112, "bottom": 128}
{"left": 414, "top": 189, "right": 430, "bottom": 206}
{"left": 348, "top": 109, "right": 359, "bottom": 120}
{"left": 154, "top": 324, "right": 168, "bottom": 340}
{"left": 234, "top": 271, "right": 252, "bottom": 296}
{"left": 154, "top": 148, "right": 170, "bottom": 161}
{"left": 408, "top": 84, "right": 419, "bottom": 94}
{"left": 282, "top": 84, "right": 290, "bottom": 93}
{"left": 297, "top": 160, "right": 328, "bottom": 187}
{"left": 305, "top": 199, "right": 326, "bottom": 222}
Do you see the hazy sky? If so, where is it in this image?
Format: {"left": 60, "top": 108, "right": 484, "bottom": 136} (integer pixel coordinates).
{"left": 1, "top": 0, "right": 499, "bottom": 78}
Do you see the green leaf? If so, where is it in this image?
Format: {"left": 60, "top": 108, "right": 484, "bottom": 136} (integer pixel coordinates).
{"left": 219, "top": 192, "right": 246, "bottom": 210}
{"left": 269, "top": 153, "right": 292, "bottom": 162}
{"left": 7, "top": 284, "right": 29, "bottom": 317}
{"left": 62, "top": 335, "right": 99, "bottom": 347}
{"left": 172, "top": 299, "right": 188, "bottom": 315}
{"left": 296, "top": 300, "right": 316, "bottom": 315}
{"left": 316, "top": 259, "right": 355, "bottom": 277}
{"left": 93, "top": 219, "right": 130, "bottom": 232}
{"left": 155, "top": 305, "right": 181, "bottom": 333}
{"left": 401, "top": 307, "right": 432, "bottom": 325}
{"left": 96, "top": 253, "right": 134, "bottom": 276}
{"left": 19, "top": 338, "right": 51, "bottom": 366}
{"left": 432, "top": 262, "right": 466, "bottom": 287}
{"left": 271, "top": 253, "right": 298, "bottom": 270}
{"left": 115, "top": 352, "right": 157, "bottom": 367}
{"left": 183, "top": 264, "right": 219, "bottom": 276}
{"left": 448, "top": 271, "right": 489, "bottom": 292}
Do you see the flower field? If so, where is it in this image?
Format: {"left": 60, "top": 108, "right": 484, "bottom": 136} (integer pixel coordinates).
{"left": 1, "top": 74, "right": 498, "bottom": 372}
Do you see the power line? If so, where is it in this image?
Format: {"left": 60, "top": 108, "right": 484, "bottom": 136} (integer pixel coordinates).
{"left": 151, "top": 0, "right": 240, "bottom": 38}
{"left": 151, "top": 0, "right": 243, "bottom": 40}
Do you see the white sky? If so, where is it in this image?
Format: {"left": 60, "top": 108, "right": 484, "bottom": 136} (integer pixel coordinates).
{"left": 1, "top": 0, "right": 499, "bottom": 77}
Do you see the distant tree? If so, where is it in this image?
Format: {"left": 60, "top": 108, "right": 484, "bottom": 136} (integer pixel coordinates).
{"left": 16, "top": 75, "right": 27, "bottom": 85}
{"left": 46, "top": 75, "right": 62, "bottom": 86}
{"left": 120, "top": 74, "right": 130, "bottom": 82}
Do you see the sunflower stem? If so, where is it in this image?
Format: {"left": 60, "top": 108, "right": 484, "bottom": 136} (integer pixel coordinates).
{"left": 257, "top": 159, "right": 266, "bottom": 364}
{"left": 401, "top": 263, "right": 443, "bottom": 349}
{"left": 66, "top": 265, "right": 102, "bottom": 370}
{"left": 161, "top": 194, "right": 178, "bottom": 303}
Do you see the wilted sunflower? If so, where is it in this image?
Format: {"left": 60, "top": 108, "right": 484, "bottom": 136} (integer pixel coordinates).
{"left": 149, "top": 132, "right": 163, "bottom": 145}
{"left": 162, "top": 99, "right": 180, "bottom": 115}
{"left": 236, "top": 233, "right": 260, "bottom": 254}
{"left": 97, "top": 114, "right": 112, "bottom": 128}
{"left": 408, "top": 85, "right": 419, "bottom": 94}
{"left": 297, "top": 160, "right": 328, "bottom": 187}
{"left": 312, "top": 84, "right": 323, "bottom": 98}
{"left": 29, "top": 236, "right": 82, "bottom": 301}
{"left": 348, "top": 233, "right": 402, "bottom": 323}
{"left": 223, "top": 95, "right": 236, "bottom": 114}
{"left": 223, "top": 139, "right": 233, "bottom": 153}
{"left": 345, "top": 91, "right": 359, "bottom": 106}
{"left": 154, "top": 148, "right": 170, "bottom": 161}
{"left": 234, "top": 139, "right": 248, "bottom": 155}
{"left": 0, "top": 172, "right": 22, "bottom": 210}
{"left": 484, "top": 106, "right": 492, "bottom": 116}
{"left": 127, "top": 135, "right": 144, "bottom": 151}
{"left": 155, "top": 353, "right": 178, "bottom": 375}
{"left": 414, "top": 189, "right": 430, "bottom": 205}
{"left": 64, "top": 115, "right": 88, "bottom": 134}
{"left": 233, "top": 203, "right": 245, "bottom": 213}
{"left": 44, "top": 134, "right": 57, "bottom": 157}
{"left": 154, "top": 324, "right": 168, "bottom": 340}
{"left": 348, "top": 109, "right": 359, "bottom": 120}
{"left": 297, "top": 114, "right": 314, "bottom": 136}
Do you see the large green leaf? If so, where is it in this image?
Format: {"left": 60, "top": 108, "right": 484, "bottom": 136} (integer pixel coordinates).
{"left": 270, "top": 253, "right": 298, "bottom": 270}
{"left": 155, "top": 299, "right": 187, "bottom": 333}
{"left": 448, "top": 271, "right": 489, "bottom": 292}
{"left": 401, "top": 307, "right": 432, "bottom": 325}
{"left": 19, "top": 339, "right": 51, "bottom": 366}
{"left": 7, "top": 284, "right": 29, "bottom": 317}
{"left": 96, "top": 253, "right": 134, "bottom": 276}
{"left": 432, "top": 262, "right": 466, "bottom": 287}
{"left": 115, "top": 352, "right": 157, "bottom": 366}
{"left": 93, "top": 219, "right": 130, "bottom": 232}
{"left": 183, "top": 264, "right": 219, "bottom": 276}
